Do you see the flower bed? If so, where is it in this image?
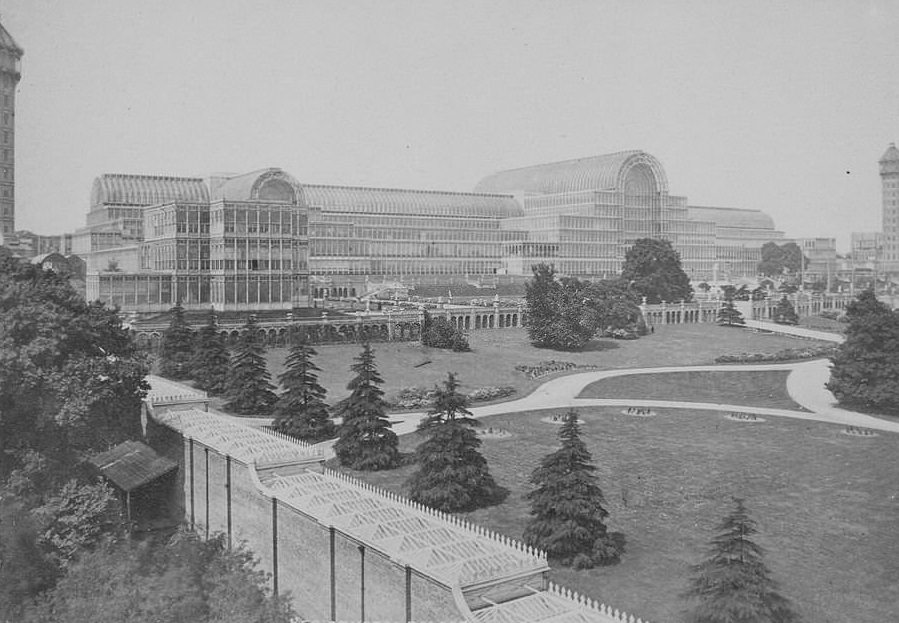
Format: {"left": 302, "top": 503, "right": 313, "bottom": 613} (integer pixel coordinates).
{"left": 387, "top": 385, "right": 516, "bottom": 410}
{"left": 714, "top": 344, "right": 838, "bottom": 364}
{"left": 514, "top": 360, "right": 598, "bottom": 380}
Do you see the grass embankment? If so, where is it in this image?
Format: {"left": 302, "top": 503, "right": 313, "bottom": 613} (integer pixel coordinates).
{"left": 215, "top": 325, "right": 828, "bottom": 411}
{"left": 333, "top": 407, "right": 899, "bottom": 623}
{"left": 579, "top": 369, "right": 807, "bottom": 411}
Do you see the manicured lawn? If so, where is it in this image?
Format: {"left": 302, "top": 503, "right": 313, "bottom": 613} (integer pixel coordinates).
{"left": 221, "top": 324, "right": 828, "bottom": 410}
{"left": 332, "top": 408, "right": 899, "bottom": 623}
{"left": 578, "top": 370, "right": 807, "bottom": 411}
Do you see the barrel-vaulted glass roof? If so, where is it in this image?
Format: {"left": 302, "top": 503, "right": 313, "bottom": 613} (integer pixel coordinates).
{"left": 91, "top": 174, "right": 209, "bottom": 209}
{"left": 687, "top": 205, "right": 777, "bottom": 231}
{"left": 303, "top": 184, "right": 523, "bottom": 219}
{"left": 474, "top": 150, "right": 669, "bottom": 196}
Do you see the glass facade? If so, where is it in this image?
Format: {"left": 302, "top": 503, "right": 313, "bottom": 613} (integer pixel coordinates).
{"left": 80, "top": 153, "right": 785, "bottom": 312}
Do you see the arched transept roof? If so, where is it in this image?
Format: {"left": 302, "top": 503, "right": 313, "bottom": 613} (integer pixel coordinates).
{"left": 210, "top": 168, "right": 305, "bottom": 205}
{"left": 303, "top": 184, "right": 523, "bottom": 219}
{"left": 880, "top": 142, "right": 899, "bottom": 163}
{"left": 474, "top": 150, "right": 669, "bottom": 196}
{"left": 91, "top": 174, "right": 209, "bottom": 208}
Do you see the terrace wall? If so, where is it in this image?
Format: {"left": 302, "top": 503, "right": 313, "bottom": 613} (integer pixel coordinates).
{"left": 169, "top": 434, "right": 461, "bottom": 623}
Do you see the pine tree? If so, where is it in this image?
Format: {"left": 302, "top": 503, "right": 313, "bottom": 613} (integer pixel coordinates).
{"left": 333, "top": 342, "right": 399, "bottom": 470}
{"left": 271, "top": 333, "right": 335, "bottom": 443}
{"left": 223, "top": 317, "right": 277, "bottom": 415}
{"left": 406, "top": 373, "right": 503, "bottom": 512}
{"left": 716, "top": 297, "right": 745, "bottom": 327}
{"left": 523, "top": 410, "right": 624, "bottom": 568}
{"left": 772, "top": 296, "right": 799, "bottom": 325}
{"left": 683, "top": 498, "right": 799, "bottom": 623}
{"left": 159, "top": 302, "right": 195, "bottom": 380}
{"left": 189, "top": 314, "right": 230, "bottom": 395}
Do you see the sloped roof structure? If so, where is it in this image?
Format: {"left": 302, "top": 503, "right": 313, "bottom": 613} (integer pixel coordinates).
{"left": 304, "top": 184, "right": 523, "bottom": 219}
{"left": 472, "top": 583, "right": 641, "bottom": 623}
{"left": 474, "top": 151, "right": 668, "bottom": 196}
{"left": 153, "top": 409, "right": 320, "bottom": 466}
{"left": 687, "top": 205, "right": 777, "bottom": 231}
{"left": 89, "top": 440, "right": 177, "bottom": 492}
{"left": 90, "top": 174, "right": 210, "bottom": 208}
{"left": 265, "top": 468, "right": 547, "bottom": 588}
{"left": 146, "top": 375, "right": 209, "bottom": 407}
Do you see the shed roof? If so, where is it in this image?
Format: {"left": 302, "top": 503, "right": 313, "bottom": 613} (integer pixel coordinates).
{"left": 89, "top": 441, "right": 177, "bottom": 492}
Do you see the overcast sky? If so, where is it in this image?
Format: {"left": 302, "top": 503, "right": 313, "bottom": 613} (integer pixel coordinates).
{"left": 3, "top": 0, "right": 898, "bottom": 251}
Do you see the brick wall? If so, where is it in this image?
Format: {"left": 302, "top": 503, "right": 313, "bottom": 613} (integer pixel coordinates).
{"left": 169, "top": 433, "right": 461, "bottom": 622}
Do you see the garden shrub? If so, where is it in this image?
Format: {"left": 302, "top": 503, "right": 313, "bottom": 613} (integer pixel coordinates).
{"left": 715, "top": 344, "right": 838, "bottom": 364}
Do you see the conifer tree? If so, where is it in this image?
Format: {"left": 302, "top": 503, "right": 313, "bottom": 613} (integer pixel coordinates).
{"left": 333, "top": 342, "right": 399, "bottom": 470}
{"left": 224, "top": 317, "right": 277, "bottom": 415}
{"left": 159, "top": 301, "right": 195, "bottom": 379}
{"left": 772, "top": 296, "right": 799, "bottom": 325}
{"left": 683, "top": 498, "right": 799, "bottom": 623}
{"left": 826, "top": 289, "right": 899, "bottom": 413}
{"left": 406, "top": 373, "right": 503, "bottom": 512}
{"left": 716, "top": 296, "right": 745, "bottom": 327}
{"left": 523, "top": 410, "right": 624, "bottom": 568}
{"left": 189, "top": 314, "right": 230, "bottom": 395}
{"left": 271, "top": 333, "right": 335, "bottom": 443}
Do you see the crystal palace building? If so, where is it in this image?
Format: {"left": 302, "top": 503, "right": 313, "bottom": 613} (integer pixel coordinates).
{"left": 72, "top": 150, "right": 783, "bottom": 312}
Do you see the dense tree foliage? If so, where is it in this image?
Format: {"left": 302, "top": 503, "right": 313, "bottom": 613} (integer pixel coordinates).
{"left": 523, "top": 411, "right": 624, "bottom": 568}
{"left": 0, "top": 255, "right": 148, "bottom": 618}
{"left": 333, "top": 342, "right": 400, "bottom": 470}
{"left": 271, "top": 334, "right": 335, "bottom": 443}
{"left": 25, "top": 532, "right": 294, "bottom": 623}
{"left": 189, "top": 314, "right": 231, "bottom": 395}
{"left": 826, "top": 290, "right": 899, "bottom": 414}
{"left": 525, "top": 264, "right": 643, "bottom": 350}
{"left": 421, "top": 309, "right": 470, "bottom": 351}
{"left": 717, "top": 297, "right": 745, "bottom": 327}
{"left": 758, "top": 242, "right": 806, "bottom": 278}
{"left": 683, "top": 499, "right": 798, "bottom": 623}
{"left": 224, "top": 317, "right": 278, "bottom": 415}
{"left": 621, "top": 238, "right": 693, "bottom": 304}
{"left": 406, "top": 373, "right": 504, "bottom": 512}
{"left": 772, "top": 296, "right": 799, "bottom": 325}
{"left": 0, "top": 254, "right": 149, "bottom": 478}
{"left": 158, "top": 302, "right": 195, "bottom": 380}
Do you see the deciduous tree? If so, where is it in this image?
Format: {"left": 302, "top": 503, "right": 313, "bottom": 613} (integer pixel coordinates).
{"left": 271, "top": 334, "right": 335, "bottom": 443}
{"left": 683, "top": 498, "right": 798, "bottom": 623}
{"left": 25, "top": 532, "right": 294, "bottom": 623}
{"left": 523, "top": 411, "right": 624, "bottom": 568}
{"left": 333, "top": 342, "right": 400, "bottom": 470}
{"left": 224, "top": 317, "right": 277, "bottom": 415}
{"left": 621, "top": 238, "right": 693, "bottom": 304}
{"left": 406, "top": 373, "right": 504, "bottom": 512}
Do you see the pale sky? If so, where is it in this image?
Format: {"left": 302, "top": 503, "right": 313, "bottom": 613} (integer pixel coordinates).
{"left": 3, "top": 0, "right": 898, "bottom": 251}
